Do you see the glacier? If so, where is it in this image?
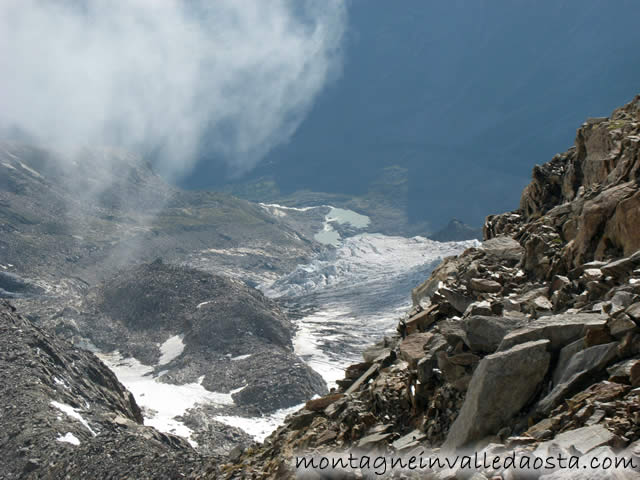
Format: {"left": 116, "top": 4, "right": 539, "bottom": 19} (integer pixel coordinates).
{"left": 262, "top": 232, "right": 478, "bottom": 386}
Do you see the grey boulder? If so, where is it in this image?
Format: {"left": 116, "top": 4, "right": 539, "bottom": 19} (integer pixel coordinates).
{"left": 443, "top": 339, "right": 550, "bottom": 451}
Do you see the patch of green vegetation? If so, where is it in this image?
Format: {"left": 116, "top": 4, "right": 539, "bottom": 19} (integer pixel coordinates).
{"left": 220, "top": 179, "right": 282, "bottom": 203}
{"left": 207, "top": 165, "right": 436, "bottom": 236}
{"left": 607, "top": 119, "right": 628, "bottom": 130}
{"left": 0, "top": 206, "right": 41, "bottom": 225}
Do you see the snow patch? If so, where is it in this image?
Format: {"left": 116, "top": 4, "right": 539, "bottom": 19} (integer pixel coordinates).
{"left": 98, "top": 352, "right": 233, "bottom": 444}
{"left": 215, "top": 403, "right": 303, "bottom": 442}
{"left": 57, "top": 432, "right": 81, "bottom": 446}
{"left": 53, "top": 377, "right": 70, "bottom": 389}
{"left": 201, "top": 248, "right": 248, "bottom": 257}
{"left": 230, "top": 384, "right": 247, "bottom": 394}
{"left": 50, "top": 401, "right": 97, "bottom": 436}
{"left": 17, "top": 160, "right": 43, "bottom": 178}
{"left": 231, "top": 354, "right": 251, "bottom": 361}
{"left": 158, "top": 335, "right": 185, "bottom": 365}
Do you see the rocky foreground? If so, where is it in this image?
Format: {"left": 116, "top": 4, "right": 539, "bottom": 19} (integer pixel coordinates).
{"left": 219, "top": 97, "right": 640, "bottom": 478}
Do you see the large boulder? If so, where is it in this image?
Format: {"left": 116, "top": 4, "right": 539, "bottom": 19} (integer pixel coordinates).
{"left": 463, "top": 315, "right": 526, "bottom": 353}
{"left": 416, "top": 334, "right": 449, "bottom": 383}
{"left": 536, "top": 342, "right": 619, "bottom": 415}
{"left": 443, "top": 339, "right": 550, "bottom": 451}
{"left": 469, "top": 278, "right": 502, "bottom": 294}
{"left": 498, "top": 313, "right": 607, "bottom": 351}
{"left": 438, "top": 287, "right": 474, "bottom": 314}
{"left": 479, "top": 236, "right": 524, "bottom": 263}
{"left": 535, "top": 425, "right": 621, "bottom": 456}
{"left": 398, "top": 333, "right": 433, "bottom": 368}
{"left": 412, "top": 256, "right": 462, "bottom": 305}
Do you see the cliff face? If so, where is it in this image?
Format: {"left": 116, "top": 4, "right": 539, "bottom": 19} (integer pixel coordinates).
{"left": 487, "top": 96, "right": 640, "bottom": 275}
{"left": 222, "top": 97, "right": 640, "bottom": 478}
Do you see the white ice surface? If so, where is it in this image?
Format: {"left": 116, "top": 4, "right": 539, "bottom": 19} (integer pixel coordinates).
{"left": 264, "top": 233, "right": 478, "bottom": 386}
{"left": 50, "top": 401, "right": 97, "bottom": 436}
{"left": 314, "top": 207, "right": 370, "bottom": 245}
{"left": 57, "top": 432, "right": 81, "bottom": 446}
{"left": 158, "top": 335, "right": 185, "bottom": 365}
{"left": 292, "top": 308, "right": 354, "bottom": 386}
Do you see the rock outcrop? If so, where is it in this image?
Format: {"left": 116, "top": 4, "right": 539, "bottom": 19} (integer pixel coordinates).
{"left": 220, "top": 96, "right": 640, "bottom": 479}
{"left": 429, "top": 218, "right": 483, "bottom": 242}
{"left": 443, "top": 339, "right": 551, "bottom": 451}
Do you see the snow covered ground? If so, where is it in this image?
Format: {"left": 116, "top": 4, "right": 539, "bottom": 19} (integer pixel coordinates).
{"left": 51, "top": 400, "right": 98, "bottom": 436}
{"left": 213, "top": 403, "right": 304, "bottom": 442}
{"left": 158, "top": 335, "right": 185, "bottom": 365}
{"left": 57, "top": 432, "right": 81, "bottom": 446}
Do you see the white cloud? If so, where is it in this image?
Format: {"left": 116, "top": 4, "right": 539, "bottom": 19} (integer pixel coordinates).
{"left": 0, "top": 0, "right": 346, "bottom": 178}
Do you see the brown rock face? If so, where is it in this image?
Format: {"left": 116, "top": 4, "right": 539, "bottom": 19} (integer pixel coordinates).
{"left": 489, "top": 95, "right": 640, "bottom": 274}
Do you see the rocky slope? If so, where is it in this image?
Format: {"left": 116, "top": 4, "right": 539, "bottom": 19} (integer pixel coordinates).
{"left": 219, "top": 97, "right": 640, "bottom": 478}
{"left": 15, "top": 259, "right": 326, "bottom": 457}
{"left": 0, "top": 142, "right": 330, "bottom": 455}
{"left": 80, "top": 260, "right": 326, "bottom": 413}
{"left": 0, "top": 300, "right": 213, "bottom": 479}
{"left": 0, "top": 142, "right": 317, "bottom": 286}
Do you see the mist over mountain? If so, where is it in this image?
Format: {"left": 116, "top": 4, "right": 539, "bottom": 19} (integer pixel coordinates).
{"left": 182, "top": 0, "right": 640, "bottom": 229}
{"left": 0, "top": 0, "right": 346, "bottom": 180}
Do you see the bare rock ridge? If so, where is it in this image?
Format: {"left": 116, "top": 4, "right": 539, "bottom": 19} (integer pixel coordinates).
{"left": 428, "top": 218, "right": 483, "bottom": 243}
{"left": 224, "top": 96, "right": 640, "bottom": 478}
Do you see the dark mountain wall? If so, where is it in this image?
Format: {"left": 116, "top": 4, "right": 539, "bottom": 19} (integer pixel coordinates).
{"left": 182, "top": 0, "right": 640, "bottom": 229}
